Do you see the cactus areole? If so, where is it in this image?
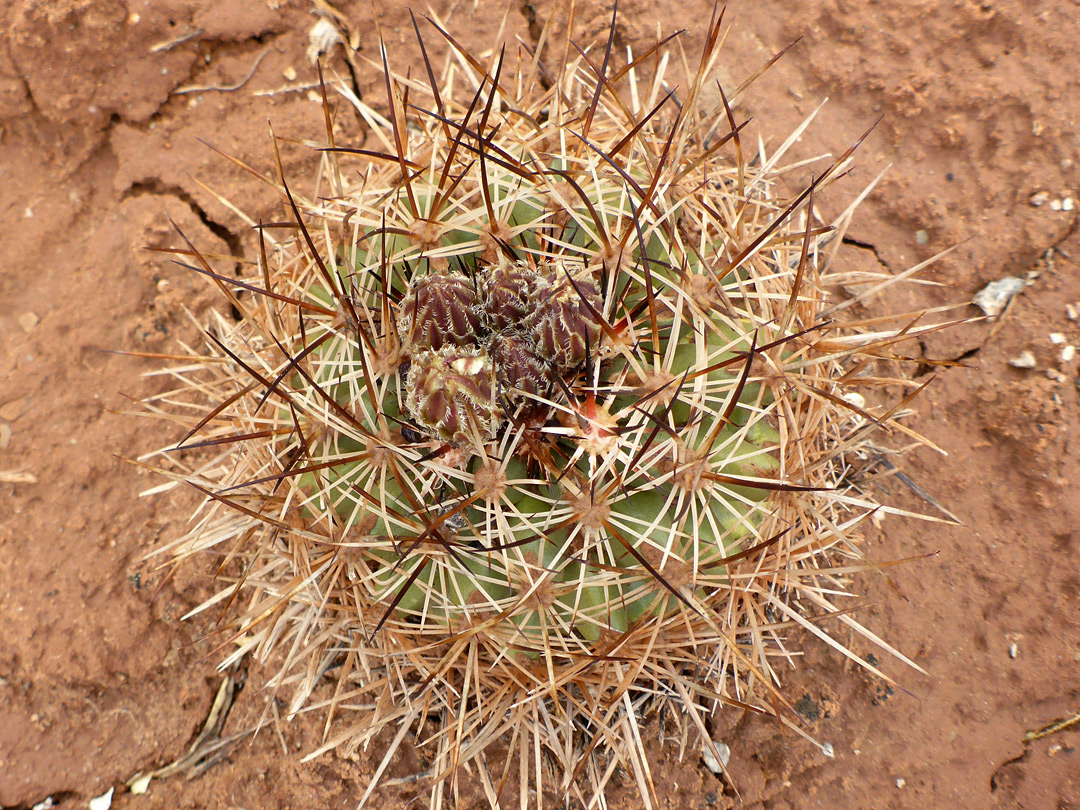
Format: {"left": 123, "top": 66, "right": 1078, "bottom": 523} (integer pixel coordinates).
{"left": 143, "top": 8, "right": 941, "bottom": 807}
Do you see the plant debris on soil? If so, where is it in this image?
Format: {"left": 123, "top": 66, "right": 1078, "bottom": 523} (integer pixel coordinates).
{"left": 1, "top": 1, "right": 1078, "bottom": 809}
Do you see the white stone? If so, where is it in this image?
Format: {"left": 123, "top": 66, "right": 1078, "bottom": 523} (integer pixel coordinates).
{"left": 972, "top": 277, "right": 1024, "bottom": 317}
{"left": 1008, "top": 350, "right": 1036, "bottom": 369}
{"left": 1049, "top": 332, "right": 1066, "bottom": 344}
{"left": 842, "top": 392, "right": 867, "bottom": 410}
{"left": 702, "top": 740, "right": 731, "bottom": 774}
{"left": 17, "top": 312, "right": 38, "bottom": 333}
{"left": 129, "top": 774, "right": 152, "bottom": 795}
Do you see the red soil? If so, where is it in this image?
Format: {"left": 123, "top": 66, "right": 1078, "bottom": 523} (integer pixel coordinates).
{"left": 1, "top": 1, "right": 1077, "bottom": 808}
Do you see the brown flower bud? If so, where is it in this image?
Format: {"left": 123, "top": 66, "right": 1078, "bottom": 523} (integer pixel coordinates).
{"left": 399, "top": 272, "right": 481, "bottom": 352}
{"left": 490, "top": 334, "right": 552, "bottom": 410}
{"left": 528, "top": 261, "right": 603, "bottom": 370}
{"left": 404, "top": 348, "right": 502, "bottom": 445}
{"left": 479, "top": 259, "right": 536, "bottom": 332}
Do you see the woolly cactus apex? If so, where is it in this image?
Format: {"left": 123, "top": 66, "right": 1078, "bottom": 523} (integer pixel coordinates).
{"left": 139, "top": 7, "right": 955, "bottom": 809}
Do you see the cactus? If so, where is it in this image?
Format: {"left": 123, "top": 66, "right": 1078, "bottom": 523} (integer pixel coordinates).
{"left": 140, "top": 7, "right": 948, "bottom": 808}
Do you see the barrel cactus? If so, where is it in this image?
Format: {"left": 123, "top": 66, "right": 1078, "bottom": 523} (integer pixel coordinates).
{"left": 142, "top": 7, "right": 942, "bottom": 807}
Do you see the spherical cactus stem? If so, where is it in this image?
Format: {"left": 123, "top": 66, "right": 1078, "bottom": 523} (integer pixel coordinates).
{"left": 140, "top": 10, "right": 952, "bottom": 807}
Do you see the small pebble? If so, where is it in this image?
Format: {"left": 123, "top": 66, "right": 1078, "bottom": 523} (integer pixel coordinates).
{"left": 1030, "top": 191, "right": 1049, "bottom": 207}
{"left": 1063, "top": 345, "right": 1076, "bottom": 364}
{"left": 88, "top": 788, "right": 114, "bottom": 810}
{"left": 702, "top": 741, "right": 731, "bottom": 774}
{"left": 896, "top": 778, "right": 906, "bottom": 789}
{"left": 973, "top": 277, "right": 1024, "bottom": 317}
{"left": 18, "top": 312, "right": 39, "bottom": 333}
{"left": 1064, "top": 197, "right": 1075, "bottom": 212}
{"left": 842, "top": 392, "right": 867, "bottom": 410}
{"left": 1049, "top": 332, "right": 1066, "bottom": 344}
{"left": 0, "top": 398, "right": 26, "bottom": 422}
{"left": 915, "top": 229, "right": 929, "bottom": 245}
{"left": 1050, "top": 199, "right": 1063, "bottom": 211}
{"left": 1047, "top": 369, "right": 1067, "bottom": 383}
{"left": 1009, "top": 642, "right": 1018, "bottom": 659}
{"left": 1066, "top": 303, "right": 1078, "bottom": 321}
{"left": 283, "top": 65, "right": 298, "bottom": 81}
{"left": 1008, "top": 350, "right": 1036, "bottom": 369}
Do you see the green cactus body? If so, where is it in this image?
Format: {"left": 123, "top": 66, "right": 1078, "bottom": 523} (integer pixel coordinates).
{"left": 289, "top": 179, "right": 780, "bottom": 656}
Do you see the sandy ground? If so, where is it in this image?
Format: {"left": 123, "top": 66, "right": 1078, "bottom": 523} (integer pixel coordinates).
{"left": 1, "top": 0, "right": 1078, "bottom": 808}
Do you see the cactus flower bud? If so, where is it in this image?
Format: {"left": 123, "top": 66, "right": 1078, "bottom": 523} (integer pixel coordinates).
{"left": 490, "top": 333, "right": 552, "bottom": 411}
{"left": 399, "top": 272, "right": 481, "bottom": 352}
{"left": 404, "top": 347, "right": 501, "bottom": 444}
{"left": 479, "top": 258, "right": 537, "bottom": 332}
{"left": 528, "top": 261, "right": 604, "bottom": 370}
